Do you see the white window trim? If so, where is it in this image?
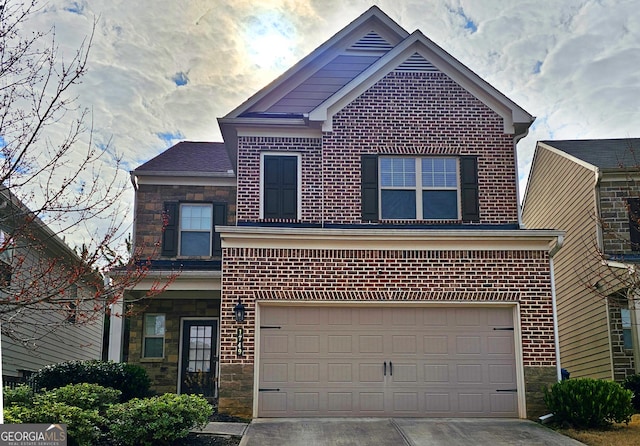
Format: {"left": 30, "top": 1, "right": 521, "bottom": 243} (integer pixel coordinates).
{"left": 259, "top": 152, "right": 302, "bottom": 220}
{"left": 179, "top": 203, "right": 213, "bottom": 257}
{"left": 143, "top": 313, "right": 166, "bottom": 359}
{"left": 379, "top": 156, "right": 461, "bottom": 220}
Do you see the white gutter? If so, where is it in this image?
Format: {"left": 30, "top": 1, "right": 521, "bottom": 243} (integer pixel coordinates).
{"left": 549, "top": 234, "right": 565, "bottom": 381}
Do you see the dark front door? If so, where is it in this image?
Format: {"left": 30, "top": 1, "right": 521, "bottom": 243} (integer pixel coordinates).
{"left": 180, "top": 319, "right": 218, "bottom": 397}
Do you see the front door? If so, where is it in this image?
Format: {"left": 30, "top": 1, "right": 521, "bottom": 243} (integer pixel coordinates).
{"left": 180, "top": 319, "right": 218, "bottom": 397}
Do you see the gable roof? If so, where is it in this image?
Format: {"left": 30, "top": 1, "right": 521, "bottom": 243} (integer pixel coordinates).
{"left": 218, "top": 6, "right": 534, "bottom": 166}
{"left": 540, "top": 138, "right": 640, "bottom": 170}
{"left": 133, "top": 141, "right": 234, "bottom": 176}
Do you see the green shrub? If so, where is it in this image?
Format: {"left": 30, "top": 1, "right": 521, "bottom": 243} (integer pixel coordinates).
{"left": 3, "top": 384, "right": 34, "bottom": 407}
{"left": 29, "top": 360, "right": 150, "bottom": 400}
{"left": 106, "top": 393, "right": 213, "bottom": 446}
{"left": 5, "top": 401, "right": 104, "bottom": 446}
{"left": 623, "top": 374, "right": 640, "bottom": 410}
{"left": 544, "top": 378, "right": 634, "bottom": 428}
{"left": 43, "top": 383, "right": 121, "bottom": 412}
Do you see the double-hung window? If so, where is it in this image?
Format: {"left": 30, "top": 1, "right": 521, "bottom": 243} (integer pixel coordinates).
{"left": 362, "top": 155, "right": 478, "bottom": 222}
{"left": 180, "top": 203, "right": 212, "bottom": 256}
{"left": 143, "top": 313, "right": 165, "bottom": 358}
{"left": 380, "top": 157, "right": 459, "bottom": 220}
{"left": 161, "top": 202, "right": 226, "bottom": 258}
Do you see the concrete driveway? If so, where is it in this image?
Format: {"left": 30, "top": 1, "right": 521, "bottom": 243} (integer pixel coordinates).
{"left": 239, "top": 418, "right": 585, "bottom": 446}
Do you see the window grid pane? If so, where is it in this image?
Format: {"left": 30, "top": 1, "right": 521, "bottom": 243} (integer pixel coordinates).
{"left": 143, "top": 314, "right": 165, "bottom": 358}
{"left": 186, "top": 324, "right": 214, "bottom": 372}
{"left": 422, "top": 157, "right": 457, "bottom": 188}
{"left": 380, "top": 157, "right": 415, "bottom": 187}
{"left": 180, "top": 204, "right": 212, "bottom": 256}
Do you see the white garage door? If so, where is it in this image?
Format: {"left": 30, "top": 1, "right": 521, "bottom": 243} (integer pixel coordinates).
{"left": 258, "top": 306, "right": 518, "bottom": 417}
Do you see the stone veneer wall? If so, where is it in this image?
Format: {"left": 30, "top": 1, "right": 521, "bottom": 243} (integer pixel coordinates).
{"left": 609, "top": 302, "right": 636, "bottom": 381}
{"left": 218, "top": 247, "right": 557, "bottom": 418}
{"left": 127, "top": 298, "right": 220, "bottom": 395}
{"left": 134, "top": 183, "right": 236, "bottom": 259}
{"left": 524, "top": 366, "right": 557, "bottom": 419}
{"left": 599, "top": 180, "right": 640, "bottom": 254}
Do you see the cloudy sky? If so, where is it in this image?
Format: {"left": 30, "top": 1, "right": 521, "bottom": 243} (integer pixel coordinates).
{"left": 18, "top": 0, "right": 640, "bottom": 243}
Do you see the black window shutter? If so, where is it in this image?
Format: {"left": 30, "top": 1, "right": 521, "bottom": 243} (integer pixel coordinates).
{"left": 264, "top": 156, "right": 297, "bottom": 219}
{"left": 161, "top": 202, "right": 179, "bottom": 257}
{"left": 212, "top": 203, "right": 227, "bottom": 257}
{"left": 361, "top": 155, "right": 379, "bottom": 222}
{"left": 460, "top": 157, "right": 480, "bottom": 222}
{"left": 628, "top": 198, "right": 640, "bottom": 251}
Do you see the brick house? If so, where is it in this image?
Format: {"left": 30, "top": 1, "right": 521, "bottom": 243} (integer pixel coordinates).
{"left": 122, "top": 6, "right": 563, "bottom": 419}
{"left": 522, "top": 138, "right": 640, "bottom": 382}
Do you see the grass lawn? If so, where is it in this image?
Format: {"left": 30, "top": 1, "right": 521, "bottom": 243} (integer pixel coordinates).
{"left": 555, "top": 414, "right": 640, "bottom": 445}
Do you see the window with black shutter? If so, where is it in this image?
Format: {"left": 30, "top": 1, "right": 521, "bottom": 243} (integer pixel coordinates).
{"left": 161, "top": 201, "right": 226, "bottom": 257}
{"left": 263, "top": 155, "right": 298, "bottom": 220}
{"left": 360, "top": 155, "right": 479, "bottom": 222}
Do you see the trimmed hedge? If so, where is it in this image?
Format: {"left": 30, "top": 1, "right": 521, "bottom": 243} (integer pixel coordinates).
{"left": 544, "top": 378, "right": 633, "bottom": 428}
{"left": 29, "top": 360, "right": 150, "bottom": 401}
{"left": 106, "top": 393, "right": 213, "bottom": 445}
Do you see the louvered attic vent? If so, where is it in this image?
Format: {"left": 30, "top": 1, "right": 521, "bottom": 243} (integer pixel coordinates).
{"left": 349, "top": 31, "right": 394, "bottom": 51}
{"left": 396, "top": 53, "right": 439, "bottom": 73}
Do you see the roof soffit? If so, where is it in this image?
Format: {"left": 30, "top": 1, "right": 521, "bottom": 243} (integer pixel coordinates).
{"left": 308, "top": 31, "right": 534, "bottom": 134}
{"left": 219, "top": 7, "right": 409, "bottom": 121}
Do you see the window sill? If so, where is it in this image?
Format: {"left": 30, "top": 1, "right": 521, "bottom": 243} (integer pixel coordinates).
{"left": 140, "top": 357, "right": 165, "bottom": 363}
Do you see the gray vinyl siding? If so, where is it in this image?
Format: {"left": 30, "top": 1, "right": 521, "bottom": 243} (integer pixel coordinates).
{"left": 522, "top": 147, "right": 612, "bottom": 379}
{"left": 1, "top": 241, "right": 104, "bottom": 378}
{"left": 267, "top": 55, "right": 380, "bottom": 113}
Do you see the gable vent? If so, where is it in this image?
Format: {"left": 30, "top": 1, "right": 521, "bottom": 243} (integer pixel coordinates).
{"left": 349, "top": 31, "right": 394, "bottom": 51}
{"left": 396, "top": 53, "right": 439, "bottom": 73}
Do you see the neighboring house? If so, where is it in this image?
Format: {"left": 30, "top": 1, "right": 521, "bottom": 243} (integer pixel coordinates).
{"left": 122, "top": 6, "right": 563, "bottom": 419}
{"left": 0, "top": 188, "right": 104, "bottom": 385}
{"left": 522, "top": 138, "right": 640, "bottom": 382}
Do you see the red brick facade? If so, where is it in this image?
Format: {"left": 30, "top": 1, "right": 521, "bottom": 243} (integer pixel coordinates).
{"left": 236, "top": 72, "right": 518, "bottom": 226}
{"left": 220, "top": 248, "right": 555, "bottom": 367}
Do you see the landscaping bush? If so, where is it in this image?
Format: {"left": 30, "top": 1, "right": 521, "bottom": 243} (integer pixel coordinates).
{"left": 3, "top": 384, "right": 34, "bottom": 407}
{"left": 623, "top": 374, "right": 640, "bottom": 411}
{"left": 43, "top": 382, "right": 121, "bottom": 412}
{"left": 544, "top": 378, "right": 634, "bottom": 428}
{"left": 106, "top": 393, "right": 213, "bottom": 445}
{"left": 5, "top": 401, "right": 104, "bottom": 446}
{"left": 29, "top": 360, "right": 150, "bottom": 400}
{"left": 4, "top": 383, "right": 121, "bottom": 446}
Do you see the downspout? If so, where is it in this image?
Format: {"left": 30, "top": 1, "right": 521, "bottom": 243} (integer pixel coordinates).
{"left": 513, "top": 122, "right": 533, "bottom": 228}
{"left": 549, "top": 235, "right": 565, "bottom": 381}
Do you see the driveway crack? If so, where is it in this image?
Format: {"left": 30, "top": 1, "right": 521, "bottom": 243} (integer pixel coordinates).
{"left": 391, "top": 419, "right": 414, "bottom": 446}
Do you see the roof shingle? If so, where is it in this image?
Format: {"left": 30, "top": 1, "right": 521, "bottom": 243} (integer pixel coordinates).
{"left": 542, "top": 138, "right": 640, "bottom": 170}
{"left": 134, "top": 141, "right": 233, "bottom": 174}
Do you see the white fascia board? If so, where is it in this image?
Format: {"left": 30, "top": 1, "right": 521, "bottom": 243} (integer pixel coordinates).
{"left": 309, "top": 31, "right": 533, "bottom": 134}
{"left": 134, "top": 174, "right": 236, "bottom": 187}
{"left": 536, "top": 142, "right": 599, "bottom": 173}
{"left": 219, "top": 226, "right": 564, "bottom": 252}
{"left": 127, "top": 270, "right": 222, "bottom": 292}
{"left": 237, "top": 126, "right": 322, "bottom": 139}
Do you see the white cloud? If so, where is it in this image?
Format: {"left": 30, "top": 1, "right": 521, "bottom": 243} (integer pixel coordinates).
{"left": 17, "top": 0, "right": 640, "bottom": 246}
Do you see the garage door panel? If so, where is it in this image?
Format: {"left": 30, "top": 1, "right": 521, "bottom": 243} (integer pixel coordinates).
{"left": 328, "top": 363, "right": 352, "bottom": 382}
{"left": 295, "top": 335, "right": 320, "bottom": 353}
{"left": 258, "top": 306, "right": 518, "bottom": 417}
